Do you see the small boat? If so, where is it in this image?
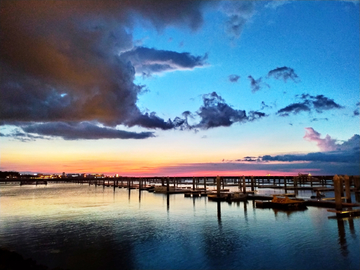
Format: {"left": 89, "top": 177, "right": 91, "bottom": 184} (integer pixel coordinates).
{"left": 207, "top": 192, "right": 247, "bottom": 202}
{"left": 207, "top": 192, "right": 228, "bottom": 201}
{"left": 270, "top": 195, "right": 307, "bottom": 210}
{"left": 226, "top": 192, "right": 248, "bottom": 202}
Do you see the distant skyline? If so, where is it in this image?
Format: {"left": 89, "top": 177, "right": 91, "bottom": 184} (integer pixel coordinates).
{"left": 1, "top": 0, "right": 359, "bottom": 176}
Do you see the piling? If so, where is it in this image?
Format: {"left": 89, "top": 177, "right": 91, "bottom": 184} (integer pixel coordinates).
{"left": 251, "top": 176, "right": 254, "bottom": 192}
{"left": 166, "top": 177, "right": 169, "bottom": 192}
{"left": 333, "top": 175, "right": 343, "bottom": 210}
{"left": 216, "top": 176, "right": 221, "bottom": 197}
{"left": 242, "top": 176, "right": 246, "bottom": 193}
{"left": 192, "top": 177, "right": 195, "bottom": 191}
{"left": 343, "top": 175, "right": 351, "bottom": 203}
{"left": 204, "top": 177, "right": 207, "bottom": 192}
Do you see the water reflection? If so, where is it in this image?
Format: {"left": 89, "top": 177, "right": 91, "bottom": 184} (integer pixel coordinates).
{"left": 272, "top": 208, "right": 308, "bottom": 218}
{"left": 337, "top": 218, "right": 348, "bottom": 257}
{"left": 217, "top": 202, "right": 221, "bottom": 225}
{"left": 0, "top": 184, "right": 359, "bottom": 270}
{"left": 167, "top": 194, "right": 170, "bottom": 211}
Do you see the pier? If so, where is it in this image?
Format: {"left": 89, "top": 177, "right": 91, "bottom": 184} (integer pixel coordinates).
{"left": 2, "top": 174, "right": 359, "bottom": 211}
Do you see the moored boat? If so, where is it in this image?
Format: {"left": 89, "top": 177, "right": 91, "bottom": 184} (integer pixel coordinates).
{"left": 207, "top": 192, "right": 247, "bottom": 202}
{"left": 270, "top": 195, "right": 307, "bottom": 210}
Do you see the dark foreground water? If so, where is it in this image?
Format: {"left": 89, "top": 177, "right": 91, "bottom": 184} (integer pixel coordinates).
{"left": 0, "top": 183, "right": 359, "bottom": 270}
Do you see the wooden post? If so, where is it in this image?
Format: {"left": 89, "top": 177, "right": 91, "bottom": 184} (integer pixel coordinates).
{"left": 192, "top": 177, "right": 195, "bottom": 191}
{"left": 333, "top": 175, "right": 342, "bottom": 210}
{"left": 166, "top": 177, "right": 169, "bottom": 193}
{"left": 204, "top": 177, "right": 207, "bottom": 193}
{"left": 216, "top": 176, "right": 221, "bottom": 197}
{"left": 242, "top": 176, "right": 246, "bottom": 193}
{"left": 284, "top": 176, "right": 287, "bottom": 192}
{"left": 251, "top": 176, "right": 254, "bottom": 192}
{"left": 343, "top": 175, "right": 351, "bottom": 203}
{"left": 222, "top": 177, "right": 225, "bottom": 189}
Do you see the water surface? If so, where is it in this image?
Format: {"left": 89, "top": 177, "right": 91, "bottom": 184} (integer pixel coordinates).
{"left": 0, "top": 183, "right": 359, "bottom": 269}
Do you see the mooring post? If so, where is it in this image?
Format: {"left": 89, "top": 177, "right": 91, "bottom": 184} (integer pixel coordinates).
{"left": 204, "top": 177, "right": 207, "bottom": 192}
{"left": 251, "top": 176, "right": 254, "bottom": 192}
{"left": 192, "top": 177, "right": 195, "bottom": 191}
{"left": 242, "top": 176, "right": 246, "bottom": 193}
{"left": 166, "top": 177, "right": 170, "bottom": 193}
{"left": 333, "top": 175, "right": 343, "bottom": 210}
{"left": 284, "top": 176, "right": 287, "bottom": 192}
{"left": 343, "top": 175, "right": 351, "bottom": 203}
{"left": 216, "top": 175, "right": 221, "bottom": 197}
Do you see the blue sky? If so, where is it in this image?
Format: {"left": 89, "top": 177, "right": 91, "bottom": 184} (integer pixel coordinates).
{"left": 0, "top": 0, "right": 359, "bottom": 176}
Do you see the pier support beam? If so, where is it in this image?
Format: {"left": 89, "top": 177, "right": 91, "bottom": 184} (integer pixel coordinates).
{"left": 344, "top": 175, "right": 351, "bottom": 203}
{"left": 216, "top": 176, "right": 221, "bottom": 197}
{"left": 242, "top": 176, "right": 246, "bottom": 193}
{"left": 333, "top": 175, "right": 343, "bottom": 210}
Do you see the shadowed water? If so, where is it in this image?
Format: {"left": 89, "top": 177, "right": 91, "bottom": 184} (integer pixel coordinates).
{"left": 0, "top": 183, "right": 359, "bottom": 270}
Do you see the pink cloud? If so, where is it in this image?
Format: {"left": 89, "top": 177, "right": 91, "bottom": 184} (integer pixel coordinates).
{"left": 303, "top": 127, "right": 337, "bottom": 151}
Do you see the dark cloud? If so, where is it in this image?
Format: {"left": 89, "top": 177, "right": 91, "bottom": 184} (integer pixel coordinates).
{"left": 242, "top": 156, "right": 260, "bottom": 162}
{"left": 277, "top": 102, "right": 311, "bottom": 117}
{"left": 247, "top": 111, "right": 267, "bottom": 121}
{"left": 21, "top": 122, "right": 155, "bottom": 140}
{"left": 267, "top": 66, "right": 299, "bottom": 82}
{"left": 277, "top": 93, "right": 343, "bottom": 116}
{"left": 126, "top": 112, "right": 175, "bottom": 130}
{"left": 248, "top": 76, "right": 270, "bottom": 92}
{"left": 193, "top": 92, "right": 266, "bottom": 129}
{"left": 311, "top": 95, "right": 343, "bottom": 112}
{"left": 195, "top": 92, "right": 247, "bottom": 129}
{"left": 0, "top": 0, "right": 209, "bottom": 139}
{"left": 221, "top": 1, "right": 256, "bottom": 40}
{"left": 260, "top": 101, "right": 272, "bottom": 110}
{"left": 353, "top": 102, "right": 359, "bottom": 116}
{"left": 228, "top": 74, "right": 240, "bottom": 82}
{"left": 120, "top": 47, "right": 208, "bottom": 77}
{"left": 261, "top": 150, "right": 359, "bottom": 163}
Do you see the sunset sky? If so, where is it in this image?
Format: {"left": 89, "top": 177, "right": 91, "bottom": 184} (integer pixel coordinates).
{"left": 1, "top": 0, "right": 359, "bottom": 176}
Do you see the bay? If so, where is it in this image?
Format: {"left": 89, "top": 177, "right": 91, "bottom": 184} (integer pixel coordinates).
{"left": 0, "top": 183, "right": 359, "bottom": 270}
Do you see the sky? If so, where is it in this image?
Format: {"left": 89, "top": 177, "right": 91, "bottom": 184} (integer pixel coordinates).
{"left": 0, "top": 0, "right": 359, "bottom": 176}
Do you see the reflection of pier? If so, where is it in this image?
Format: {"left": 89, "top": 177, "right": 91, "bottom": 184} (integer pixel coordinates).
{"left": 3, "top": 174, "right": 355, "bottom": 189}
{"left": 2, "top": 174, "right": 359, "bottom": 209}
{"left": 19, "top": 180, "right": 47, "bottom": 186}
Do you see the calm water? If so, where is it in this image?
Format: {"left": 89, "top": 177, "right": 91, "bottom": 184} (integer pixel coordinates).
{"left": 0, "top": 183, "right": 359, "bottom": 270}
